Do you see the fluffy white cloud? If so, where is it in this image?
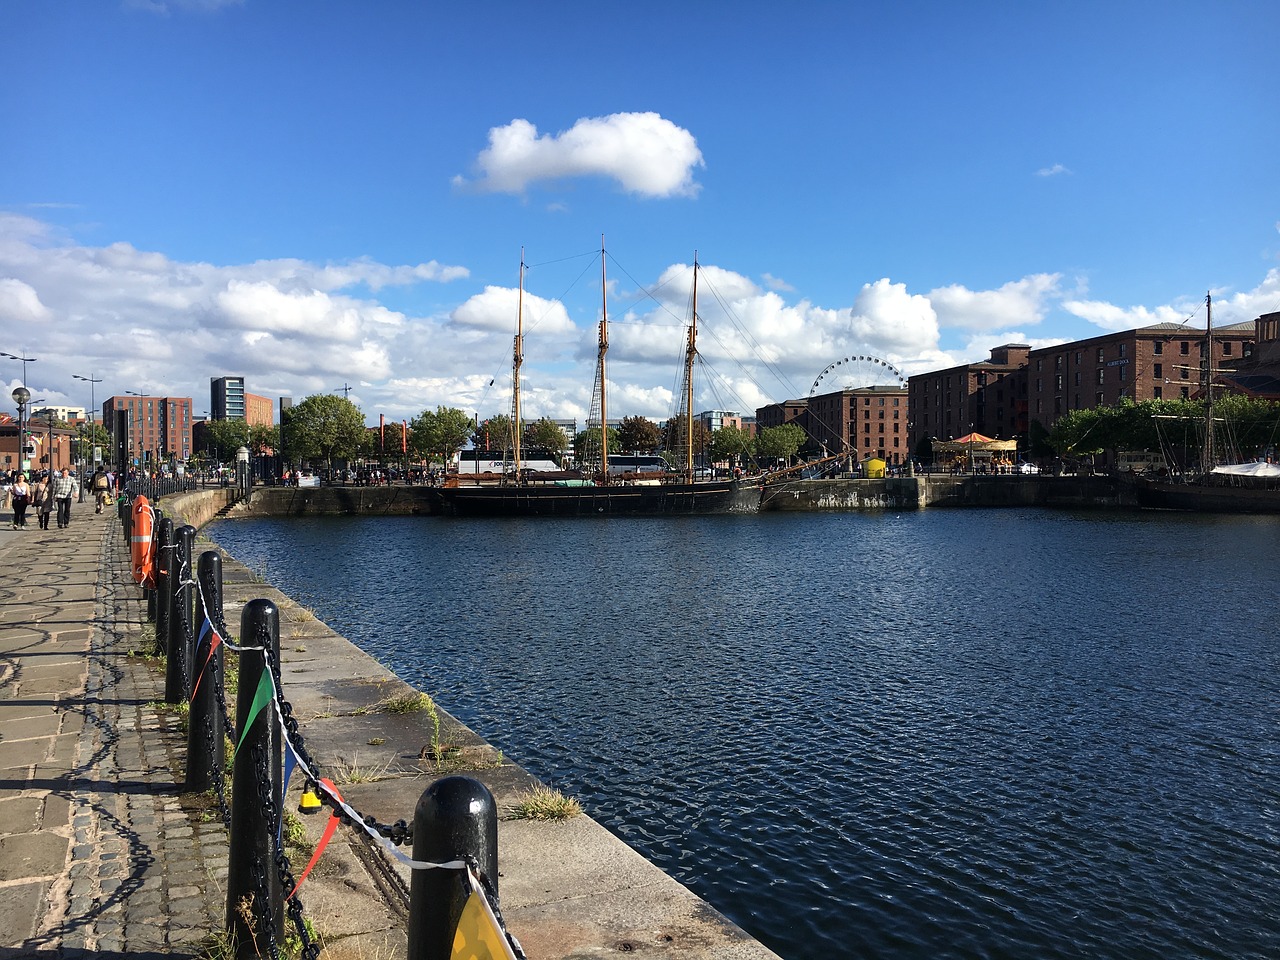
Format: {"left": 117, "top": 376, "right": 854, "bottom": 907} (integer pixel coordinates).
{"left": 450, "top": 286, "right": 576, "bottom": 337}
{"left": 456, "top": 112, "right": 704, "bottom": 198}
{"left": 1062, "top": 299, "right": 1191, "bottom": 331}
{"left": 928, "top": 273, "right": 1062, "bottom": 331}
{"left": 6, "top": 210, "right": 1277, "bottom": 428}
{"left": 0, "top": 278, "right": 50, "bottom": 323}
{"left": 1036, "top": 163, "right": 1072, "bottom": 177}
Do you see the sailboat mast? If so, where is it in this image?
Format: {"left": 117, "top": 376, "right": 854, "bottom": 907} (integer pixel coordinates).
{"left": 599, "top": 237, "right": 609, "bottom": 476}
{"left": 512, "top": 250, "right": 524, "bottom": 481}
{"left": 1203, "top": 291, "right": 1214, "bottom": 472}
{"left": 685, "top": 253, "right": 698, "bottom": 484}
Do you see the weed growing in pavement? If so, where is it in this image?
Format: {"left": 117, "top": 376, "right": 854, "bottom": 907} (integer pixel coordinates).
{"left": 507, "top": 785, "right": 582, "bottom": 822}
{"left": 333, "top": 754, "right": 394, "bottom": 785}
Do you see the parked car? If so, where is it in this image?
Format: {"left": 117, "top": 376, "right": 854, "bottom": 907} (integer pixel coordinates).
{"left": 296, "top": 472, "right": 320, "bottom": 488}
{"left": 1017, "top": 462, "right": 1041, "bottom": 475}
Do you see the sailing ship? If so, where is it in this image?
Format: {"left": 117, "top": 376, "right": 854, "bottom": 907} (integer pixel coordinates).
{"left": 1130, "top": 292, "right": 1280, "bottom": 513}
{"left": 437, "top": 243, "right": 760, "bottom": 517}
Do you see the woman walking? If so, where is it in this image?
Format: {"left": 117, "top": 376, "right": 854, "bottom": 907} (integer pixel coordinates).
{"left": 33, "top": 472, "right": 54, "bottom": 530}
{"left": 10, "top": 472, "right": 31, "bottom": 528}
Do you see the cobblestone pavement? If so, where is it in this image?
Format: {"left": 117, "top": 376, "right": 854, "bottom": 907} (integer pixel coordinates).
{"left": 0, "top": 507, "right": 224, "bottom": 959}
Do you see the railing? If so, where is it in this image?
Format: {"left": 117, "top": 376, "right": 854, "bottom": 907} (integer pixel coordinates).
{"left": 120, "top": 492, "right": 524, "bottom": 960}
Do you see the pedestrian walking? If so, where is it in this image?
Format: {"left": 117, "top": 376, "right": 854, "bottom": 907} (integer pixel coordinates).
{"left": 92, "top": 467, "right": 112, "bottom": 514}
{"left": 10, "top": 472, "right": 31, "bottom": 528}
{"left": 33, "top": 472, "right": 54, "bottom": 530}
{"left": 51, "top": 467, "right": 76, "bottom": 529}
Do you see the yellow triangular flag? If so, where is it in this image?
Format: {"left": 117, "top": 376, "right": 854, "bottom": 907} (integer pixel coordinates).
{"left": 451, "top": 868, "right": 518, "bottom": 960}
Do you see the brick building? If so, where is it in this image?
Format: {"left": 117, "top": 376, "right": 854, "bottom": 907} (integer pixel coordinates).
{"left": 245, "top": 391, "right": 274, "bottom": 427}
{"left": 1026, "top": 321, "right": 1254, "bottom": 433}
{"left": 907, "top": 344, "right": 1030, "bottom": 457}
{"left": 806, "top": 385, "right": 909, "bottom": 464}
{"left": 103, "top": 394, "right": 194, "bottom": 465}
{"left": 754, "top": 399, "right": 808, "bottom": 432}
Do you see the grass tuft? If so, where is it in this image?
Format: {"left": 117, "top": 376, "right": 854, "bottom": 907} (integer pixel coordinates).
{"left": 507, "top": 785, "right": 582, "bottom": 822}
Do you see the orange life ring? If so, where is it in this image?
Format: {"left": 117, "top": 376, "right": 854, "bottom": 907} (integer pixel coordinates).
{"left": 131, "top": 495, "right": 156, "bottom": 587}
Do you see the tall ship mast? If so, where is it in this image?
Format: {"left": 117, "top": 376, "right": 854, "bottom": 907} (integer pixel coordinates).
{"left": 585, "top": 238, "right": 609, "bottom": 479}
{"left": 510, "top": 249, "right": 524, "bottom": 483}
{"left": 1202, "top": 291, "right": 1214, "bottom": 472}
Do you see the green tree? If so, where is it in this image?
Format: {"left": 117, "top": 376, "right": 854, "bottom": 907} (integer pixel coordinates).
{"left": 616, "top": 415, "right": 661, "bottom": 453}
{"left": 707, "top": 425, "right": 753, "bottom": 470}
{"left": 249, "top": 423, "right": 279, "bottom": 457}
{"left": 756, "top": 423, "right": 807, "bottom": 465}
{"left": 573, "top": 426, "right": 620, "bottom": 465}
{"left": 661, "top": 414, "right": 710, "bottom": 463}
{"left": 410, "top": 407, "right": 473, "bottom": 467}
{"left": 76, "top": 421, "right": 111, "bottom": 464}
{"left": 203, "top": 419, "right": 251, "bottom": 462}
{"left": 473, "top": 414, "right": 515, "bottom": 452}
{"left": 283, "top": 394, "right": 367, "bottom": 472}
{"left": 524, "top": 417, "right": 570, "bottom": 464}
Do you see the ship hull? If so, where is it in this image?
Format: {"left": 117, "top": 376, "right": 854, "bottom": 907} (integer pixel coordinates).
{"left": 1130, "top": 476, "right": 1280, "bottom": 514}
{"left": 437, "top": 480, "right": 760, "bottom": 517}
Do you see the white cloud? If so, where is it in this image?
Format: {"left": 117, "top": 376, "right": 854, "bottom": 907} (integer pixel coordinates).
{"left": 1062, "top": 299, "right": 1193, "bottom": 331}
{"left": 455, "top": 112, "right": 704, "bottom": 198}
{"left": 450, "top": 286, "right": 576, "bottom": 337}
{"left": 1036, "top": 163, "right": 1072, "bottom": 177}
{"left": 6, "top": 211, "right": 1278, "bottom": 428}
{"left": 761, "top": 273, "right": 794, "bottom": 293}
{"left": 0, "top": 278, "right": 51, "bottom": 324}
{"left": 928, "top": 273, "right": 1062, "bottom": 331}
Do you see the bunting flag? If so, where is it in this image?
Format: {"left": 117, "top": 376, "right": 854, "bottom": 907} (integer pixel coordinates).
{"left": 452, "top": 867, "right": 519, "bottom": 960}
{"left": 402, "top": 419, "right": 408, "bottom": 453}
{"left": 278, "top": 747, "right": 298, "bottom": 846}
{"left": 232, "top": 669, "right": 276, "bottom": 763}
{"left": 188, "top": 627, "right": 222, "bottom": 703}
{"left": 288, "top": 777, "right": 343, "bottom": 899}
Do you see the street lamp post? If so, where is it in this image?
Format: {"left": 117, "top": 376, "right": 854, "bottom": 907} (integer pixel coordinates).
{"left": 11, "top": 386, "right": 30, "bottom": 473}
{"left": 1, "top": 352, "right": 37, "bottom": 389}
{"left": 73, "top": 374, "right": 103, "bottom": 502}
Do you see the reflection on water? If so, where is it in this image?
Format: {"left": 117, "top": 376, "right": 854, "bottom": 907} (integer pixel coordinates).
{"left": 210, "top": 510, "right": 1280, "bottom": 960}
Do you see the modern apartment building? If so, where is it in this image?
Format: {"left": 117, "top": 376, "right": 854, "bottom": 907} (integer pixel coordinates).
{"left": 103, "top": 394, "right": 194, "bottom": 464}
{"left": 245, "top": 391, "right": 274, "bottom": 426}
{"left": 211, "top": 376, "right": 246, "bottom": 421}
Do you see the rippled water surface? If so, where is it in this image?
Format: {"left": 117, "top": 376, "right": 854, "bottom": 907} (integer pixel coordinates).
{"left": 210, "top": 509, "right": 1280, "bottom": 959}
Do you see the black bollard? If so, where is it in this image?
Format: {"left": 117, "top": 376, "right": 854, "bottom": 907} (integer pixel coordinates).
{"left": 226, "top": 598, "right": 284, "bottom": 958}
{"left": 165, "top": 524, "right": 196, "bottom": 704}
{"left": 149, "top": 513, "right": 169, "bottom": 629}
{"left": 407, "top": 776, "right": 499, "bottom": 960}
{"left": 185, "top": 550, "right": 224, "bottom": 793}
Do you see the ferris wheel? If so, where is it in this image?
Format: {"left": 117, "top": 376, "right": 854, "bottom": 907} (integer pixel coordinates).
{"left": 809, "top": 354, "right": 905, "bottom": 396}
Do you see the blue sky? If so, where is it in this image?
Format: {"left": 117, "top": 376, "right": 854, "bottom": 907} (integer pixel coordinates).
{"left": 2, "top": 0, "right": 1278, "bottom": 427}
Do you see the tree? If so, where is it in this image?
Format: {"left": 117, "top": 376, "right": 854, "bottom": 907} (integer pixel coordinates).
{"left": 283, "top": 394, "right": 367, "bottom": 472}
{"left": 756, "top": 423, "right": 807, "bottom": 465}
{"left": 203, "top": 418, "right": 251, "bottom": 462}
{"left": 661, "top": 414, "right": 710, "bottom": 462}
{"left": 707, "top": 425, "right": 753, "bottom": 471}
{"left": 616, "top": 415, "right": 661, "bottom": 453}
{"left": 410, "top": 407, "right": 473, "bottom": 467}
{"left": 473, "top": 414, "right": 515, "bottom": 452}
{"left": 573, "top": 426, "right": 619, "bottom": 465}
{"left": 249, "top": 423, "right": 279, "bottom": 457}
{"left": 524, "top": 417, "right": 570, "bottom": 464}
